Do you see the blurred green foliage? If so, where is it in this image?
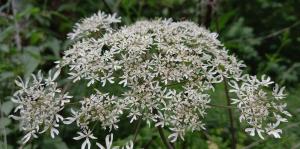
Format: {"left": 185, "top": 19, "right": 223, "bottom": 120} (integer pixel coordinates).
{"left": 1, "top": 0, "right": 300, "bottom": 148}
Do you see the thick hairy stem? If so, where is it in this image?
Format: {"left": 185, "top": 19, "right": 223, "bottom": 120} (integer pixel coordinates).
{"left": 224, "top": 78, "right": 237, "bottom": 149}
{"left": 157, "top": 126, "right": 174, "bottom": 149}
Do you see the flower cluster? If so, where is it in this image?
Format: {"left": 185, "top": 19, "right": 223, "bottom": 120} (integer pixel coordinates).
{"left": 229, "top": 75, "right": 291, "bottom": 139}
{"left": 64, "top": 90, "right": 126, "bottom": 131}
{"left": 67, "top": 11, "right": 121, "bottom": 40}
{"left": 73, "top": 131, "right": 133, "bottom": 149}
{"left": 10, "top": 70, "right": 71, "bottom": 144}
{"left": 60, "top": 11, "right": 248, "bottom": 146}
{"left": 96, "top": 133, "right": 133, "bottom": 149}
{"left": 11, "top": 10, "right": 291, "bottom": 148}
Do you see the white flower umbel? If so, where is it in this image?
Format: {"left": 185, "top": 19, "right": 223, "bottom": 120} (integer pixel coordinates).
{"left": 11, "top": 10, "right": 290, "bottom": 148}
{"left": 10, "top": 69, "right": 71, "bottom": 144}
{"left": 60, "top": 11, "right": 248, "bottom": 144}
{"left": 59, "top": 10, "right": 290, "bottom": 145}
{"left": 229, "top": 75, "right": 291, "bottom": 139}
{"left": 65, "top": 90, "right": 125, "bottom": 131}
{"left": 73, "top": 128, "right": 97, "bottom": 149}
{"left": 96, "top": 133, "right": 134, "bottom": 149}
{"left": 67, "top": 11, "right": 121, "bottom": 40}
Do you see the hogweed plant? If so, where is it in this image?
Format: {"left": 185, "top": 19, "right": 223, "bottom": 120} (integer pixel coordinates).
{"left": 9, "top": 11, "right": 291, "bottom": 149}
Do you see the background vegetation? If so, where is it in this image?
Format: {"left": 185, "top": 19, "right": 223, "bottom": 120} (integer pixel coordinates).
{"left": 0, "top": 0, "right": 299, "bottom": 148}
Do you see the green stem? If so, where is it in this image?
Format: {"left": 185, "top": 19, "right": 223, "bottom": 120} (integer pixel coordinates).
{"left": 143, "top": 135, "right": 157, "bottom": 149}
{"left": 102, "top": 0, "right": 112, "bottom": 13}
{"left": 208, "top": 103, "right": 236, "bottom": 109}
{"left": 224, "top": 78, "right": 237, "bottom": 149}
{"left": 133, "top": 117, "right": 142, "bottom": 145}
{"left": 157, "top": 126, "right": 174, "bottom": 149}
{"left": 153, "top": 109, "right": 174, "bottom": 149}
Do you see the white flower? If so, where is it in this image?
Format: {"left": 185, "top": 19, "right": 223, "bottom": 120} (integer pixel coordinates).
{"left": 268, "top": 129, "right": 282, "bottom": 138}
{"left": 11, "top": 10, "right": 291, "bottom": 147}
{"left": 67, "top": 90, "right": 125, "bottom": 132}
{"left": 63, "top": 108, "right": 79, "bottom": 124}
{"left": 229, "top": 75, "right": 290, "bottom": 139}
{"left": 61, "top": 16, "right": 244, "bottom": 141}
{"left": 96, "top": 134, "right": 134, "bottom": 149}
{"left": 73, "top": 129, "right": 97, "bottom": 149}
{"left": 10, "top": 69, "right": 71, "bottom": 144}
{"left": 266, "top": 123, "right": 282, "bottom": 138}
{"left": 245, "top": 128, "right": 265, "bottom": 139}
{"left": 21, "top": 130, "right": 38, "bottom": 144}
{"left": 96, "top": 134, "right": 114, "bottom": 149}
{"left": 59, "top": 10, "right": 290, "bottom": 143}
{"left": 68, "top": 11, "right": 121, "bottom": 40}
{"left": 168, "top": 132, "right": 179, "bottom": 143}
{"left": 121, "top": 141, "right": 134, "bottom": 149}
{"left": 50, "top": 127, "right": 59, "bottom": 138}
{"left": 273, "top": 84, "right": 287, "bottom": 99}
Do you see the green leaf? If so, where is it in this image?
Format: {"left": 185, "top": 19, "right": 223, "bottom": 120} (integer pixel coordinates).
{"left": 0, "top": 44, "right": 9, "bottom": 52}
{"left": 22, "top": 47, "right": 41, "bottom": 78}
{"left": 0, "top": 117, "right": 11, "bottom": 128}
{"left": 0, "top": 141, "right": 13, "bottom": 149}
{"left": 1, "top": 101, "right": 14, "bottom": 115}
{"left": 0, "top": 72, "right": 14, "bottom": 82}
{"left": 121, "top": 0, "right": 137, "bottom": 10}
{"left": 43, "top": 137, "right": 69, "bottom": 149}
{"left": 42, "top": 38, "right": 61, "bottom": 58}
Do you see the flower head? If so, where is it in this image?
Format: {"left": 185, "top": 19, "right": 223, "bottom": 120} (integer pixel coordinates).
{"left": 10, "top": 69, "right": 71, "bottom": 144}
{"left": 61, "top": 12, "right": 247, "bottom": 143}
{"left": 68, "top": 11, "right": 121, "bottom": 40}
{"left": 11, "top": 10, "right": 289, "bottom": 147}
{"left": 229, "top": 75, "right": 291, "bottom": 139}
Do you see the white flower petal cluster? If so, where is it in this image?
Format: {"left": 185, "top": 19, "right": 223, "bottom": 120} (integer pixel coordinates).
{"left": 65, "top": 90, "right": 125, "bottom": 131}
{"left": 73, "top": 129, "right": 97, "bottom": 149}
{"left": 7, "top": 10, "right": 286, "bottom": 149}
{"left": 10, "top": 70, "right": 71, "bottom": 144}
{"left": 67, "top": 11, "right": 121, "bottom": 40}
{"left": 229, "top": 75, "right": 291, "bottom": 139}
{"left": 96, "top": 133, "right": 133, "bottom": 149}
{"left": 61, "top": 11, "right": 249, "bottom": 144}
{"left": 72, "top": 129, "right": 133, "bottom": 149}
